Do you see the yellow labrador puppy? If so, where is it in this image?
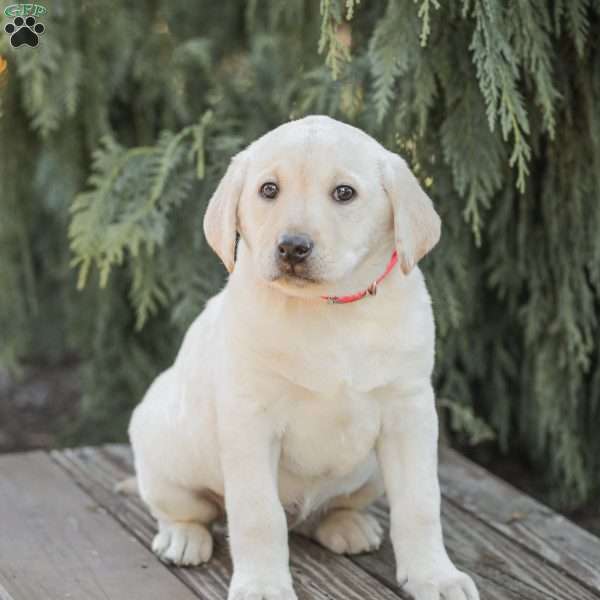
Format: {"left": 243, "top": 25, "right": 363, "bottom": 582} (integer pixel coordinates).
{"left": 128, "top": 115, "right": 479, "bottom": 600}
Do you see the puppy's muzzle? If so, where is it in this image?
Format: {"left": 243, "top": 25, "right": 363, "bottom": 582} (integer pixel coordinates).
{"left": 277, "top": 233, "right": 314, "bottom": 266}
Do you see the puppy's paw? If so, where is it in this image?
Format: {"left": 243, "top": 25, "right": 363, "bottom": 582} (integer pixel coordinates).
{"left": 152, "top": 522, "right": 213, "bottom": 566}
{"left": 398, "top": 566, "right": 479, "bottom": 600}
{"left": 228, "top": 579, "right": 297, "bottom": 600}
{"left": 314, "top": 509, "right": 383, "bottom": 555}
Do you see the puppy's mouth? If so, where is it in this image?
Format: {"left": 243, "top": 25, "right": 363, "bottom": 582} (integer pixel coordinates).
{"left": 274, "top": 265, "right": 320, "bottom": 286}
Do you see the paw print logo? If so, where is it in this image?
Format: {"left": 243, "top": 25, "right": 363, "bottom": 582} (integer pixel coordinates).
{"left": 4, "top": 16, "right": 45, "bottom": 48}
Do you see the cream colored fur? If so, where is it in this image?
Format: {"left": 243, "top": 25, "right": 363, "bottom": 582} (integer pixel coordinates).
{"left": 128, "top": 115, "right": 479, "bottom": 600}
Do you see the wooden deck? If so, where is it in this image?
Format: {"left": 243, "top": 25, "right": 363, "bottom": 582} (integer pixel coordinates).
{"left": 1, "top": 446, "right": 599, "bottom": 600}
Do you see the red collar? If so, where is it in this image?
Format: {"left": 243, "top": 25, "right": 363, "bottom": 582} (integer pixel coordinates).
{"left": 320, "top": 251, "right": 398, "bottom": 305}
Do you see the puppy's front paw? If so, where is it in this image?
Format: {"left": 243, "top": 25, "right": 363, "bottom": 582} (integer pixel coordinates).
{"left": 398, "top": 566, "right": 479, "bottom": 600}
{"left": 152, "top": 522, "right": 213, "bottom": 566}
{"left": 228, "top": 580, "right": 297, "bottom": 600}
{"left": 314, "top": 509, "right": 383, "bottom": 555}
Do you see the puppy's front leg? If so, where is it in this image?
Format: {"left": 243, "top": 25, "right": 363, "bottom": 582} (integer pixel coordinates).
{"left": 377, "top": 384, "right": 479, "bottom": 600}
{"left": 222, "top": 415, "right": 296, "bottom": 600}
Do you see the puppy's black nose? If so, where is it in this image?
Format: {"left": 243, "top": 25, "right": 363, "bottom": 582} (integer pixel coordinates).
{"left": 277, "top": 234, "right": 314, "bottom": 265}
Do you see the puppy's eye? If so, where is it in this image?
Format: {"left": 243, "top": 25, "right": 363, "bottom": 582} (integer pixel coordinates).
{"left": 260, "top": 182, "right": 279, "bottom": 199}
{"left": 333, "top": 185, "right": 355, "bottom": 203}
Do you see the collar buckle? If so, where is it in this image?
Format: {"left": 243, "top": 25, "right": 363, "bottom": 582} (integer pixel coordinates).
{"left": 319, "top": 250, "right": 397, "bottom": 305}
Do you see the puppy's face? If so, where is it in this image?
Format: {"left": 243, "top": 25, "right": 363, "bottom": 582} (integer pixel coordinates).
{"left": 237, "top": 124, "right": 393, "bottom": 293}
{"left": 204, "top": 116, "right": 441, "bottom": 296}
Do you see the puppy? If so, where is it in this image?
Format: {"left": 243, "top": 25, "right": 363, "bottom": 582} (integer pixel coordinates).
{"left": 128, "top": 115, "right": 479, "bottom": 600}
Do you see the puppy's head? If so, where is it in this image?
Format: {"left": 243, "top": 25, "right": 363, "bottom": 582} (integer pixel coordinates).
{"left": 203, "top": 116, "right": 440, "bottom": 296}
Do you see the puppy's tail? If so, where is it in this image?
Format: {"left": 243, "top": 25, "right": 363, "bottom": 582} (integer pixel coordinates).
{"left": 114, "top": 476, "right": 139, "bottom": 496}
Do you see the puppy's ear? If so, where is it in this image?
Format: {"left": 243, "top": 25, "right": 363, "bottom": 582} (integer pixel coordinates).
{"left": 203, "top": 151, "right": 248, "bottom": 273}
{"left": 381, "top": 151, "right": 441, "bottom": 275}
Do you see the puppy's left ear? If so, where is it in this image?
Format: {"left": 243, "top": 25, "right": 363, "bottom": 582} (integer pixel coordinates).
{"left": 203, "top": 151, "right": 248, "bottom": 273}
{"left": 381, "top": 151, "right": 441, "bottom": 275}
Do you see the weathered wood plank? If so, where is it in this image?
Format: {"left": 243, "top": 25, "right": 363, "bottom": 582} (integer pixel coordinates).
{"left": 439, "top": 447, "right": 600, "bottom": 593}
{"left": 52, "top": 445, "right": 600, "bottom": 600}
{"left": 0, "top": 451, "right": 200, "bottom": 600}
{"left": 52, "top": 446, "right": 405, "bottom": 600}
{"left": 0, "top": 582, "right": 14, "bottom": 600}
{"left": 354, "top": 499, "right": 600, "bottom": 600}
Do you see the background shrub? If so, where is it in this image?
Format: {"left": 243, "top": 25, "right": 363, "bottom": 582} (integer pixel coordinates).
{"left": 1, "top": 0, "right": 599, "bottom": 508}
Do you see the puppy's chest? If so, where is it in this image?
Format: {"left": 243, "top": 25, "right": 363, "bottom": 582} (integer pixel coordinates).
{"left": 280, "top": 384, "right": 381, "bottom": 480}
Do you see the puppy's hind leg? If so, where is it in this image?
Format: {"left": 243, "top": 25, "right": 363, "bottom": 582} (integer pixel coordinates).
{"left": 144, "top": 481, "right": 221, "bottom": 567}
{"left": 297, "top": 473, "right": 385, "bottom": 556}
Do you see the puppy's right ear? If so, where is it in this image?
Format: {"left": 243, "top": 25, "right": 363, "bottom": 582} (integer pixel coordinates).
{"left": 203, "top": 151, "right": 248, "bottom": 273}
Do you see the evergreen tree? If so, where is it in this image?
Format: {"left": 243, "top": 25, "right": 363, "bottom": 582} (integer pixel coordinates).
{"left": 1, "top": 0, "right": 598, "bottom": 508}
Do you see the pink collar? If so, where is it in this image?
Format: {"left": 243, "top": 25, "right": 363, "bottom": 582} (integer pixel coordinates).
{"left": 320, "top": 251, "right": 398, "bottom": 304}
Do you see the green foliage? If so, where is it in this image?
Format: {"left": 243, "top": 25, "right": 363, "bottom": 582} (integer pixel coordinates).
{"left": 368, "top": 1, "right": 420, "bottom": 124}
{"left": 1, "top": 0, "right": 599, "bottom": 509}
{"left": 438, "top": 399, "right": 495, "bottom": 446}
